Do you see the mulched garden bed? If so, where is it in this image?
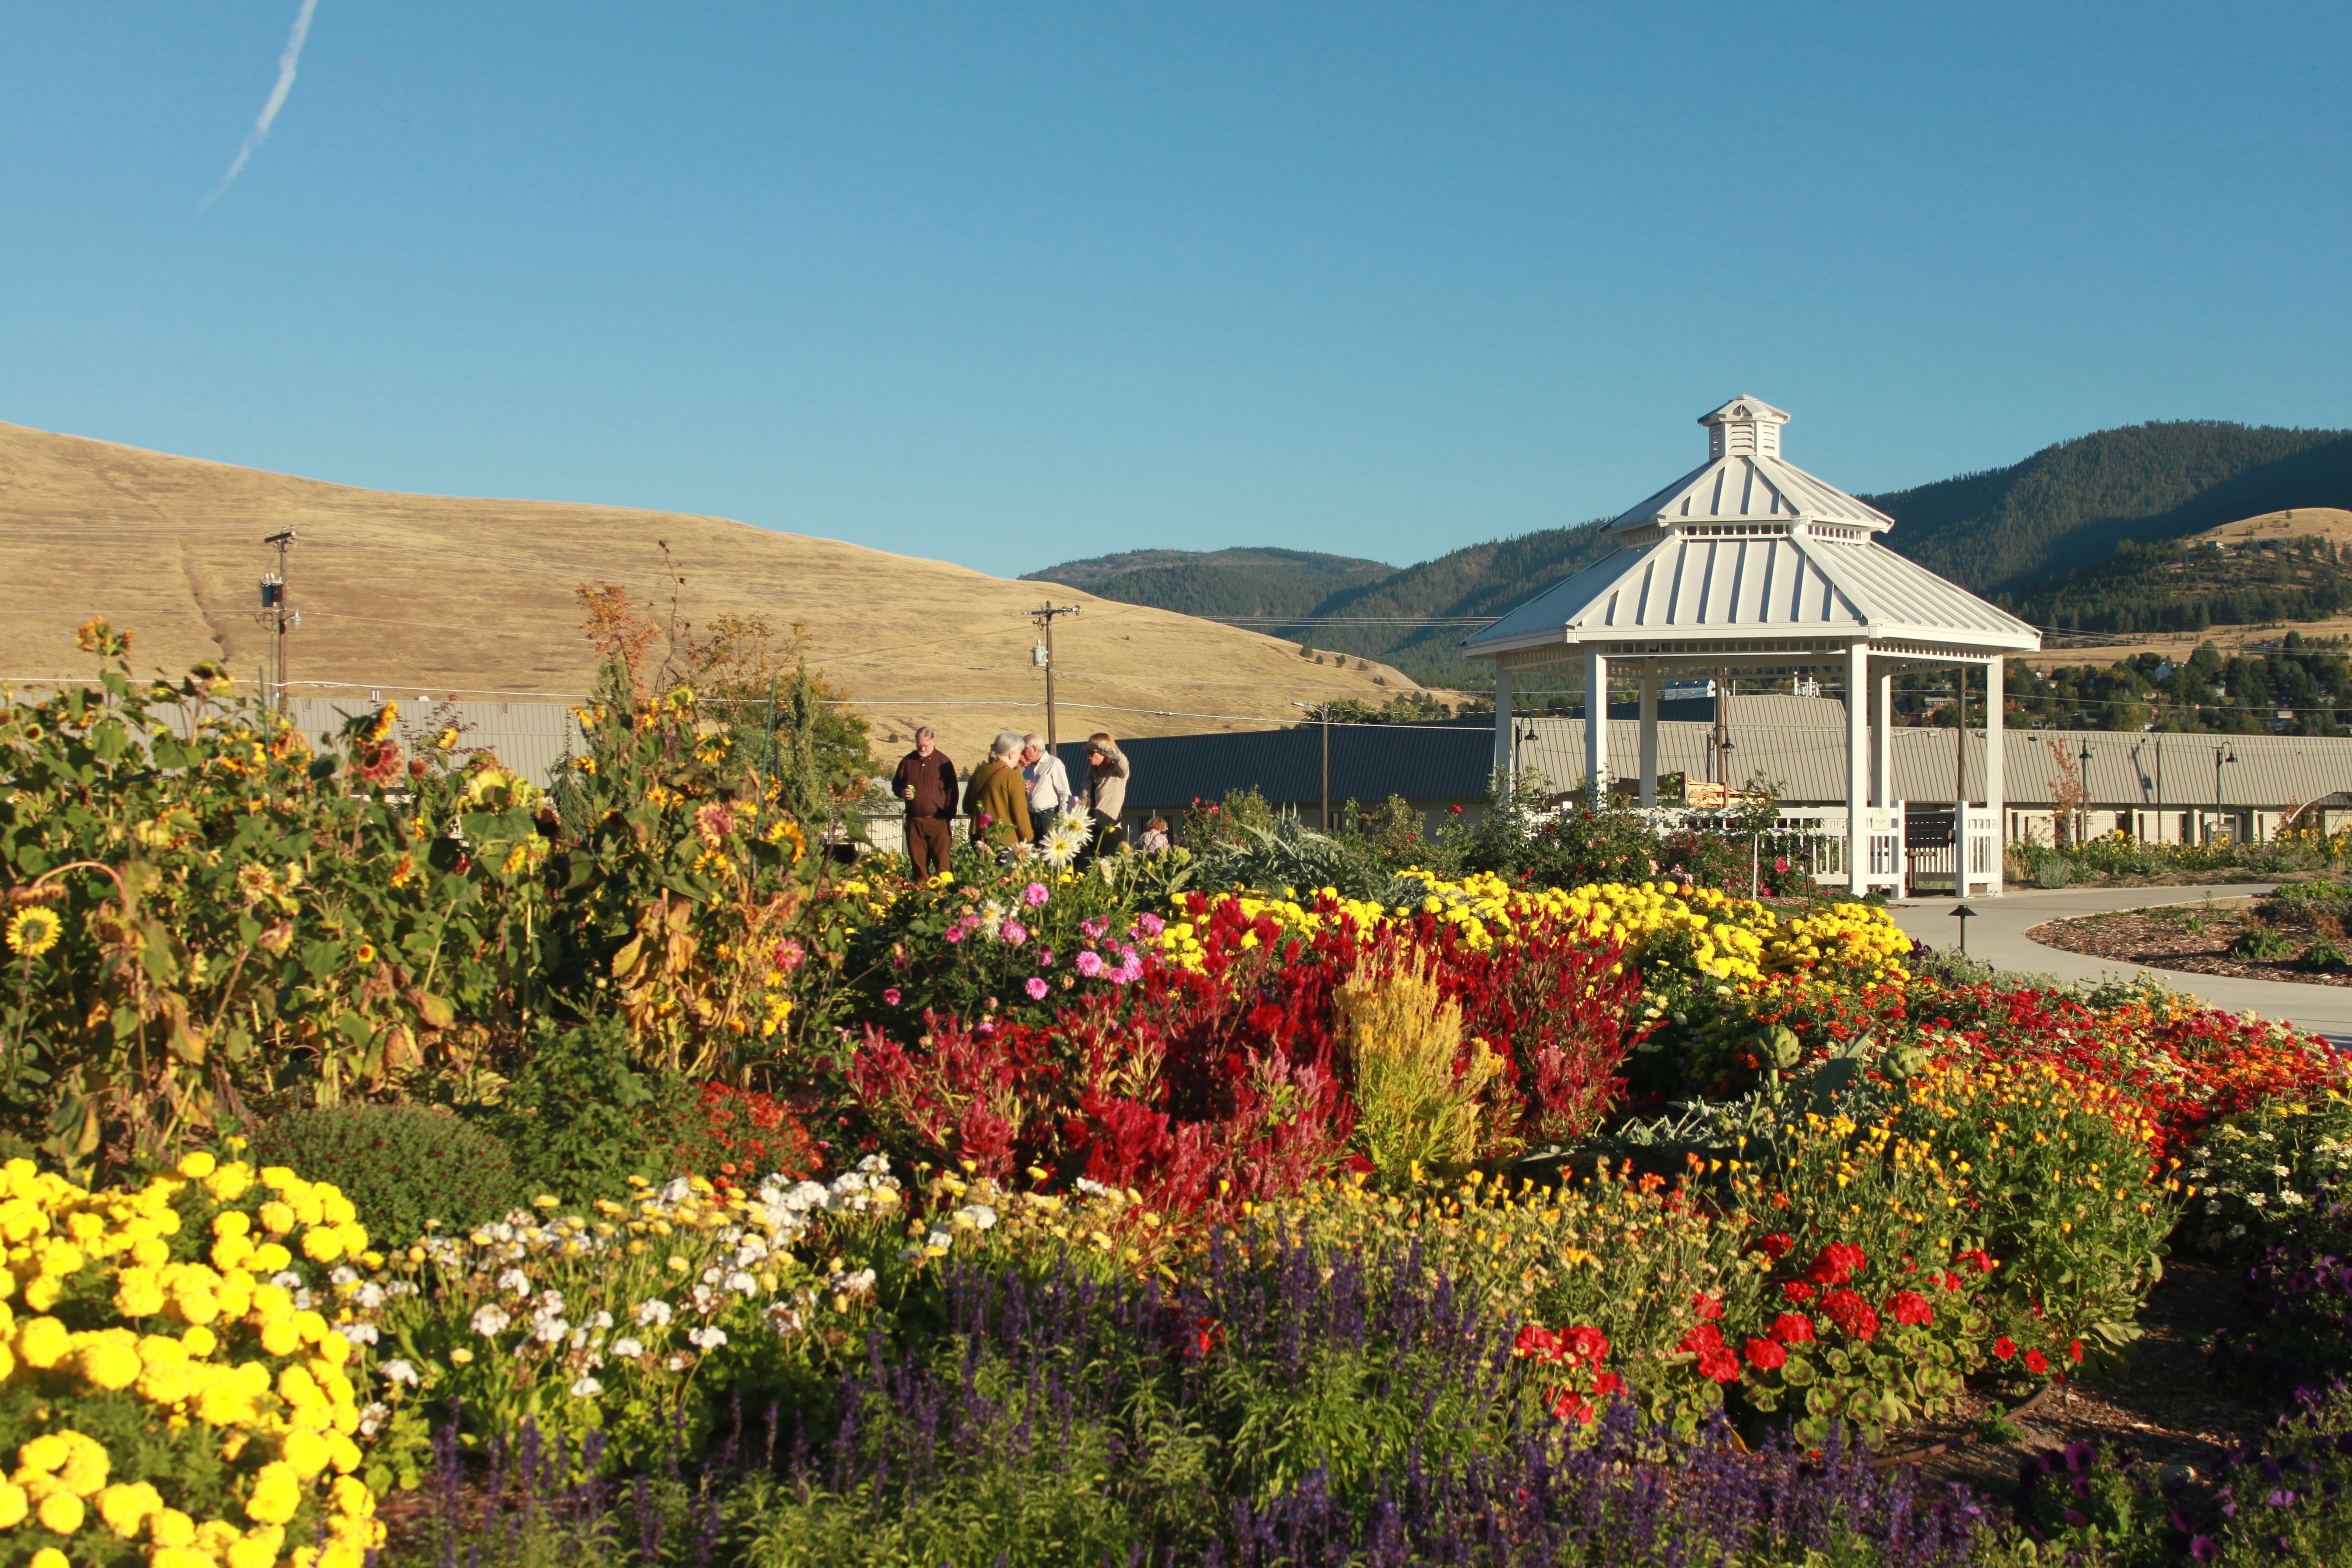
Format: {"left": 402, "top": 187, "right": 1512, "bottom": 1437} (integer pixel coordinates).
{"left": 2029, "top": 900, "right": 2352, "bottom": 987}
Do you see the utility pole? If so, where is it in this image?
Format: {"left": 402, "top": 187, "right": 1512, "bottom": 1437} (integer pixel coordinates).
{"left": 260, "top": 530, "right": 296, "bottom": 713}
{"left": 1292, "top": 701, "right": 1332, "bottom": 830}
{"left": 1029, "top": 603, "right": 1083, "bottom": 749}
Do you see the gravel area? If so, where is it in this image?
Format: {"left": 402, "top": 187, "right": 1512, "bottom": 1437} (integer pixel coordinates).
{"left": 2027, "top": 899, "right": 2352, "bottom": 988}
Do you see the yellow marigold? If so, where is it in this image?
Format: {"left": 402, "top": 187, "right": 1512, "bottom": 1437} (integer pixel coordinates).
{"left": 37, "top": 1488, "right": 85, "bottom": 1533}
{"left": 112, "top": 1268, "right": 167, "bottom": 1318}
{"left": 97, "top": 1479, "right": 163, "bottom": 1539}
{"left": 0, "top": 1479, "right": 25, "bottom": 1528}
{"left": 280, "top": 1427, "right": 331, "bottom": 1480}
{"left": 30, "top": 1549, "right": 68, "bottom": 1568}
{"left": 243, "top": 1461, "right": 302, "bottom": 1525}
{"left": 77, "top": 1329, "right": 144, "bottom": 1391}
{"left": 16, "top": 1315, "right": 70, "bottom": 1370}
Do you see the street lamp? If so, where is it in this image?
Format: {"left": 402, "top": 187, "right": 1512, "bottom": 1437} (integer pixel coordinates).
{"left": 1951, "top": 903, "right": 1978, "bottom": 955}
{"left": 2213, "top": 745, "right": 2239, "bottom": 845}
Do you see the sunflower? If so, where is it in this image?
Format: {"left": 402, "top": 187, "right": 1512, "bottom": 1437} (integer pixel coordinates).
{"left": 7, "top": 906, "right": 62, "bottom": 958}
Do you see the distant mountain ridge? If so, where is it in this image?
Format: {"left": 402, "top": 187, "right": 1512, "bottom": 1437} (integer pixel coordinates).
{"left": 1035, "top": 420, "right": 2352, "bottom": 688}
{"left": 1023, "top": 546, "right": 1394, "bottom": 621}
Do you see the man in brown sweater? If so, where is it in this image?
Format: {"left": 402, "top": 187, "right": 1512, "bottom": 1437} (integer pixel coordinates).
{"left": 891, "top": 727, "right": 957, "bottom": 878}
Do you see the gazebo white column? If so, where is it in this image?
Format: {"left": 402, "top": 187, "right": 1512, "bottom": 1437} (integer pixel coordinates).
{"left": 1984, "top": 656, "right": 2006, "bottom": 893}
{"left": 1491, "top": 666, "right": 1513, "bottom": 785}
{"left": 1583, "top": 646, "right": 1609, "bottom": 801}
{"left": 1871, "top": 668, "right": 1895, "bottom": 806}
{"left": 1846, "top": 642, "right": 1870, "bottom": 895}
{"left": 1638, "top": 673, "right": 1660, "bottom": 806}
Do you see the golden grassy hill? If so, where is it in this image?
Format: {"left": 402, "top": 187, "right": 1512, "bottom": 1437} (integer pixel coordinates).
{"left": 2192, "top": 507, "right": 2352, "bottom": 550}
{"left": 0, "top": 421, "right": 1422, "bottom": 764}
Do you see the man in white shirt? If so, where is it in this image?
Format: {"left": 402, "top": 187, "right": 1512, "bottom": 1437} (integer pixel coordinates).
{"left": 1019, "top": 733, "right": 1072, "bottom": 842}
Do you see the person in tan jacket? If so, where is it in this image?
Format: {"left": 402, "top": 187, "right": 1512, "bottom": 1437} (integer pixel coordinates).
{"left": 962, "top": 732, "right": 1033, "bottom": 851}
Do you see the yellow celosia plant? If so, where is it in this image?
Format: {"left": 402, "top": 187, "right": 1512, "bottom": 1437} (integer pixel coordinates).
{"left": 0, "top": 1150, "right": 381, "bottom": 1568}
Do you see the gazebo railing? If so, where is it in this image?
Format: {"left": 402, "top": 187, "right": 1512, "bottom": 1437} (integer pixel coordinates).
{"left": 1633, "top": 806, "right": 1845, "bottom": 886}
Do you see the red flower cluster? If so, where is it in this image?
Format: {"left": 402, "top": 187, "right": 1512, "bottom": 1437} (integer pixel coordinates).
{"left": 1817, "top": 1288, "right": 1880, "bottom": 1343}
{"left": 1807, "top": 1242, "right": 1867, "bottom": 1285}
{"left": 1514, "top": 1322, "right": 1623, "bottom": 1422}
{"left": 1920, "top": 984, "right": 2352, "bottom": 1159}
{"left": 1885, "top": 1290, "right": 1935, "bottom": 1328}
{"left": 1677, "top": 1321, "right": 1743, "bottom": 1383}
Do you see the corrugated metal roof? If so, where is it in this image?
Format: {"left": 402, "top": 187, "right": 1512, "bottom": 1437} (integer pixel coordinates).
{"left": 1462, "top": 530, "right": 2039, "bottom": 652}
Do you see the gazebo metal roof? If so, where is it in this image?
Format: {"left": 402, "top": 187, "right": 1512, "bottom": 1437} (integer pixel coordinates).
{"left": 1463, "top": 397, "right": 2040, "bottom": 661}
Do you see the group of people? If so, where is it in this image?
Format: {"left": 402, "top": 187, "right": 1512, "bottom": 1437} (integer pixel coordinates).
{"left": 891, "top": 726, "right": 1159, "bottom": 878}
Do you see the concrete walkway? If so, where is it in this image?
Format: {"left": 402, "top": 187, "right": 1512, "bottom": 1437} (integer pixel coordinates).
{"left": 1884, "top": 883, "right": 2352, "bottom": 1044}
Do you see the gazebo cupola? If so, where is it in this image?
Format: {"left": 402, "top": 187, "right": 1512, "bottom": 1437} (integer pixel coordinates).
{"left": 1700, "top": 396, "right": 1790, "bottom": 462}
{"left": 1462, "top": 396, "right": 2041, "bottom": 895}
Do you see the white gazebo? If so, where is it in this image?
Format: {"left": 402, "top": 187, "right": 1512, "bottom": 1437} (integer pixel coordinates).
{"left": 1463, "top": 396, "right": 2042, "bottom": 895}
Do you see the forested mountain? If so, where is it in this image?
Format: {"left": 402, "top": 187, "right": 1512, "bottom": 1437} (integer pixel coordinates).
{"left": 1022, "top": 547, "right": 1393, "bottom": 618}
{"left": 1866, "top": 422, "right": 2352, "bottom": 592}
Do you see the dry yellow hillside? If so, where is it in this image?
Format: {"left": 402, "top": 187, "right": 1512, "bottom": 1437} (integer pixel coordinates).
{"left": 0, "top": 421, "right": 1421, "bottom": 764}
{"left": 2191, "top": 507, "right": 2352, "bottom": 549}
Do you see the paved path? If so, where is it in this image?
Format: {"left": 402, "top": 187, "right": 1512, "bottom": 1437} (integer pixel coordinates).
{"left": 1884, "top": 883, "right": 2352, "bottom": 1044}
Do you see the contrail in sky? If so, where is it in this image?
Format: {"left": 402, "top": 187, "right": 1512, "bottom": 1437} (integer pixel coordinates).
{"left": 200, "top": 0, "right": 321, "bottom": 212}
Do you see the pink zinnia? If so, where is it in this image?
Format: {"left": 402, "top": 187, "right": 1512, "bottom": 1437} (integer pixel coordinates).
{"left": 1025, "top": 977, "right": 1049, "bottom": 1001}
{"left": 1138, "top": 912, "right": 1166, "bottom": 937}
{"left": 1023, "top": 882, "right": 1050, "bottom": 907}
{"left": 882, "top": 988, "right": 902, "bottom": 1006}
{"left": 1076, "top": 950, "right": 1105, "bottom": 978}
{"left": 1000, "top": 920, "right": 1028, "bottom": 947}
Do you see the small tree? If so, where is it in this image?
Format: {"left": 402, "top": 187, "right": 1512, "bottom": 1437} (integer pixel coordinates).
{"left": 2045, "top": 737, "right": 2088, "bottom": 848}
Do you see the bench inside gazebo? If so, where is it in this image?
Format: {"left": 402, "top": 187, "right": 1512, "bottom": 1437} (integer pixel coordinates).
{"left": 1462, "top": 396, "right": 2043, "bottom": 896}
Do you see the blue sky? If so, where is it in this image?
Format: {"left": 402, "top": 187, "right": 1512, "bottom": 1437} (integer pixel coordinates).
{"left": 4, "top": 3, "right": 2347, "bottom": 580}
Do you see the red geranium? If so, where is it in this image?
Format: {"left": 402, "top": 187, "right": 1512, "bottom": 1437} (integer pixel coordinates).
{"left": 1744, "top": 1337, "right": 1788, "bottom": 1371}
{"left": 1756, "top": 1231, "right": 1795, "bottom": 1261}
{"left": 1691, "top": 1292, "right": 1724, "bottom": 1322}
{"left": 1781, "top": 1279, "right": 1816, "bottom": 1304}
{"left": 1677, "top": 1321, "right": 1743, "bottom": 1383}
{"left": 1818, "top": 1288, "right": 1879, "bottom": 1342}
{"left": 1769, "top": 1312, "right": 1816, "bottom": 1345}
{"left": 1885, "top": 1290, "right": 1935, "bottom": 1328}
{"left": 1807, "top": 1242, "right": 1867, "bottom": 1286}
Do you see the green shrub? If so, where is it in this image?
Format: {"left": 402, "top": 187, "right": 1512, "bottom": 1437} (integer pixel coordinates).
{"left": 2034, "top": 855, "right": 2077, "bottom": 889}
{"left": 2305, "top": 935, "right": 2348, "bottom": 971}
{"left": 2231, "top": 926, "right": 2297, "bottom": 960}
{"left": 249, "top": 1103, "right": 528, "bottom": 1244}
{"left": 491, "top": 1014, "right": 718, "bottom": 1203}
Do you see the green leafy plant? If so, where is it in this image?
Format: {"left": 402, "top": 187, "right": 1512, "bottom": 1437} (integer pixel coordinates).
{"left": 2231, "top": 926, "right": 2297, "bottom": 960}
{"left": 249, "top": 1103, "right": 528, "bottom": 1245}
